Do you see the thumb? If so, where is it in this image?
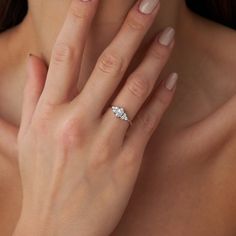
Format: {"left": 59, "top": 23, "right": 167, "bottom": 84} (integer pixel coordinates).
{"left": 20, "top": 54, "right": 48, "bottom": 136}
{"left": 0, "top": 117, "right": 18, "bottom": 160}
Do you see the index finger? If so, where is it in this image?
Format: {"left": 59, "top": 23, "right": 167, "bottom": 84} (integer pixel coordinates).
{"left": 39, "top": 0, "right": 100, "bottom": 107}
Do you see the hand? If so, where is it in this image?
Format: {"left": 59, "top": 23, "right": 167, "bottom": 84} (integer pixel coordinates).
{"left": 14, "top": 0, "right": 177, "bottom": 235}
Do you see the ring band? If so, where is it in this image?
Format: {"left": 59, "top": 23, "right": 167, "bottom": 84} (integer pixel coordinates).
{"left": 111, "top": 105, "right": 133, "bottom": 126}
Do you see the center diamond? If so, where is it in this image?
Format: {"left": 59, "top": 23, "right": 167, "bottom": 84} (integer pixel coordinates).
{"left": 116, "top": 108, "right": 124, "bottom": 117}
{"left": 112, "top": 106, "right": 125, "bottom": 118}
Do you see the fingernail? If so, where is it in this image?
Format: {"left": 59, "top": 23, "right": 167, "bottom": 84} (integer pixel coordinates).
{"left": 165, "top": 73, "right": 178, "bottom": 91}
{"left": 159, "top": 27, "right": 175, "bottom": 46}
{"left": 139, "top": 0, "right": 160, "bottom": 14}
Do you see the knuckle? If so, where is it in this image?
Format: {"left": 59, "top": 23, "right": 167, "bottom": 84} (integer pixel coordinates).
{"left": 127, "top": 74, "right": 150, "bottom": 99}
{"left": 126, "top": 12, "right": 145, "bottom": 31}
{"left": 31, "top": 119, "right": 51, "bottom": 138}
{"left": 70, "top": 1, "right": 89, "bottom": 20}
{"left": 150, "top": 46, "right": 168, "bottom": 61}
{"left": 137, "top": 112, "right": 157, "bottom": 134}
{"left": 97, "top": 51, "right": 125, "bottom": 75}
{"left": 88, "top": 142, "right": 111, "bottom": 169}
{"left": 121, "top": 151, "right": 139, "bottom": 168}
{"left": 116, "top": 148, "right": 143, "bottom": 175}
{"left": 56, "top": 117, "right": 85, "bottom": 148}
{"left": 52, "top": 42, "right": 74, "bottom": 64}
{"left": 30, "top": 106, "right": 54, "bottom": 136}
{"left": 156, "top": 90, "right": 172, "bottom": 107}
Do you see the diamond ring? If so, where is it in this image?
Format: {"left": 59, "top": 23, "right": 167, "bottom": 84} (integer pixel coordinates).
{"left": 111, "top": 106, "right": 133, "bottom": 126}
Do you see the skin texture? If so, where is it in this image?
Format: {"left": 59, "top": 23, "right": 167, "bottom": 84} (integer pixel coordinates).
{"left": 1, "top": 0, "right": 236, "bottom": 235}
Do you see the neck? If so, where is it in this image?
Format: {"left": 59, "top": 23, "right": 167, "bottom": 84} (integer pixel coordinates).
{"left": 2, "top": 0, "right": 236, "bottom": 119}
{"left": 1, "top": 0, "right": 236, "bottom": 128}
{"left": 5, "top": 0, "right": 183, "bottom": 61}
{"left": 92, "top": 0, "right": 181, "bottom": 26}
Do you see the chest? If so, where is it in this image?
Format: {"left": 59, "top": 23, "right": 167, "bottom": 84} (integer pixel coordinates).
{"left": 110, "top": 130, "right": 236, "bottom": 235}
{"left": 1, "top": 134, "right": 236, "bottom": 236}
{"left": 0, "top": 69, "right": 25, "bottom": 127}
{"left": 0, "top": 153, "right": 21, "bottom": 235}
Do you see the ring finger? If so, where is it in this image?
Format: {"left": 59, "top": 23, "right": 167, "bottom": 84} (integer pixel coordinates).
{"left": 102, "top": 27, "right": 175, "bottom": 137}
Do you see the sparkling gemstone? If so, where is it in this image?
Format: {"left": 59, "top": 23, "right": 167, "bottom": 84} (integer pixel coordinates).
{"left": 116, "top": 108, "right": 124, "bottom": 117}
{"left": 112, "top": 106, "right": 130, "bottom": 122}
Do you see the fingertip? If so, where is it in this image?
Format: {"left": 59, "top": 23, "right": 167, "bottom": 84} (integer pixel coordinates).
{"left": 164, "top": 72, "right": 178, "bottom": 91}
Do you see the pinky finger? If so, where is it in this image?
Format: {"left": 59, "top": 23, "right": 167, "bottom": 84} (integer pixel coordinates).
{"left": 123, "top": 73, "right": 178, "bottom": 154}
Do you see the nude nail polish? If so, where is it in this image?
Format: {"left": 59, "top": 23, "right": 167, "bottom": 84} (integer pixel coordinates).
{"left": 139, "top": 0, "right": 160, "bottom": 14}
{"left": 165, "top": 73, "right": 178, "bottom": 91}
{"left": 159, "top": 27, "right": 175, "bottom": 46}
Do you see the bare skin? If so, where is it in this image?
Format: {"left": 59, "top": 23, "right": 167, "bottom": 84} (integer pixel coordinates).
{"left": 1, "top": 0, "right": 236, "bottom": 235}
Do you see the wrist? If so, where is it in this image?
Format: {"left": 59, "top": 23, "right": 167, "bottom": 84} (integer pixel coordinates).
{"left": 13, "top": 211, "right": 56, "bottom": 236}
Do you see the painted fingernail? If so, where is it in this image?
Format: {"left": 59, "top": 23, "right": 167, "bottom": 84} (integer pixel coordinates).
{"left": 139, "top": 0, "right": 160, "bottom": 14}
{"left": 165, "top": 73, "right": 178, "bottom": 91}
{"left": 159, "top": 27, "right": 175, "bottom": 46}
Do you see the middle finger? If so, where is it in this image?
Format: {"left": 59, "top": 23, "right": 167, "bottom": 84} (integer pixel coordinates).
{"left": 72, "top": 0, "right": 160, "bottom": 115}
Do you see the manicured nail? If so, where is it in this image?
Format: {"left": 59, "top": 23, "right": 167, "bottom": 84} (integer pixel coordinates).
{"left": 139, "top": 0, "right": 160, "bottom": 14}
{"left": 165, "top": 73, "right": 178, "bottom": 91}
{"left": 159, "top": 27, "right": 175, "bottom": 46}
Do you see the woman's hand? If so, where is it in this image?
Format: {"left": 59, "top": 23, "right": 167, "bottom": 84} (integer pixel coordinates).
{"left": 14, "top": 0, "right": 177, "bottom": 235}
